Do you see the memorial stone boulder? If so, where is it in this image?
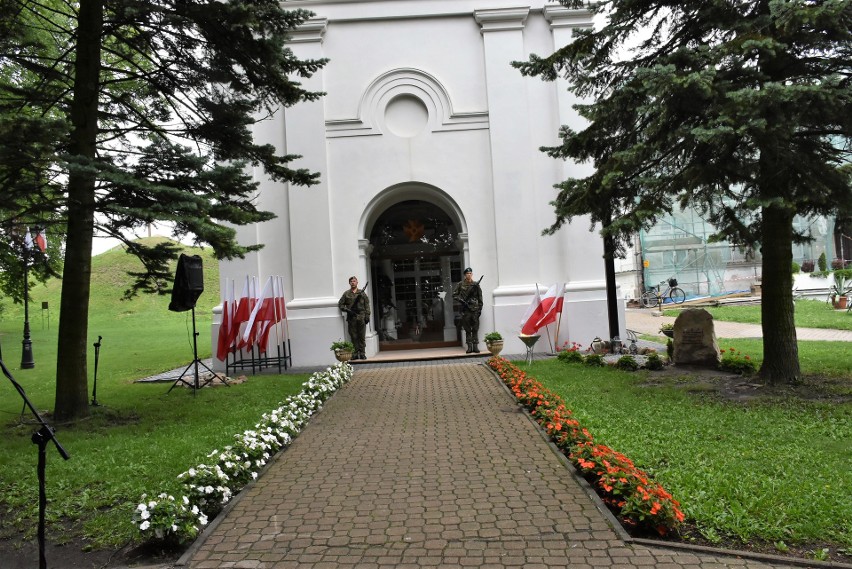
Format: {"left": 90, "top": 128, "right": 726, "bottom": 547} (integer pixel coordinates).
{"left": 673, "top": 308, "right": 720, "bottom": 367}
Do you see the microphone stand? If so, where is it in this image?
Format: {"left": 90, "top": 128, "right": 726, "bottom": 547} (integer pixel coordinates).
{"left": 0, "top": 357, "right": 70, "bottom": 569}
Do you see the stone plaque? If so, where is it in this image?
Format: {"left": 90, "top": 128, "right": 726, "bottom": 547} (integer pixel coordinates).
{"left": 672, "top": 308, "right": 720, "bottom": 367}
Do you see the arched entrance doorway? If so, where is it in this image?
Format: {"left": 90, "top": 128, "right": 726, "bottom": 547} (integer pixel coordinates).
{"left": 369, "top": 200, "right": 463, "bottom": 350}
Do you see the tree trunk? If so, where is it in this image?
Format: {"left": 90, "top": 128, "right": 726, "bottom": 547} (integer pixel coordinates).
{"left": 53, "top": 0, "right": 103, "bottom": 422}
{"left": 759, "top": 204, "right": 801, "bottom": 385}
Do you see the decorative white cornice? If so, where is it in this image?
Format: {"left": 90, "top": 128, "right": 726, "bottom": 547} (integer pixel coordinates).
{"left": 326, "top": 68, "right": 489, "bottom": 138}
{"left": 285, "top": 296, "right": 340, "bottom": 310}
{"left": 543, "top": 5, "right": 593, "bottom": 30}
{"left": 474, "top": 7, "right": 530, "bottom": 33}
{"left": 287, "top": 18, "right": 328, "bottom": 43}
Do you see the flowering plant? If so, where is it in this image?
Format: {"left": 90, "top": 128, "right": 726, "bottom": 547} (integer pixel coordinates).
{"left": 484, "top": 331, "right": 503, "bottom": 343}
{"left": 555, "top": 341, "right": 583, "bottom": 353}
{"left": 570, "top": 442, "right": 685, "bottom": 534}
{"left": 132, "top": 493, "right": 208, "bottom": 544}
{"left": 137, "top": 362, "right": 354, "bottom": 543}
{"left": 718, "top": 347, "right": 756, "bottom": 374}
{"left": 178, "top": 463, "right": 233, "bottom": 517}
{"left": 330, "top": 339, "right": 355, "bottom": 352}
{"left": 486, "top": 356, "right": 684, "bottom": 536}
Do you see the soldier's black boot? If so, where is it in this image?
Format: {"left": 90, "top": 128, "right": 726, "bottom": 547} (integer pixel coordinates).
{"left": 472, "top": 341, "right": 480, "bottom": 353}
{"left": 466, "top": 342, "right": 473, "bottom": 354}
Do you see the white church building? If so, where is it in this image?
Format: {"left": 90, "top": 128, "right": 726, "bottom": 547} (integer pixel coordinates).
{"left": 214, "top": 0, "right": 626, "bottom": 368}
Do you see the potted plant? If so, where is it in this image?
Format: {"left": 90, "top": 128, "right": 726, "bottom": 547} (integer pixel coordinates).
{"left": 660, "top": 323, "right": 674, "bottom": 338}
{"left": 830, "top": 271, "right": 851, "bottom": 309}
{"left": 484, "top": 332, "right": 503, "bottom": 356}
{"left": 330, "top": 339, "right": 355, "bottom": 362}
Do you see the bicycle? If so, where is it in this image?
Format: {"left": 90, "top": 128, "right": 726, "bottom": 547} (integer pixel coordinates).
{"left": 641, "top": 277, "right": 686, "bottom": 308}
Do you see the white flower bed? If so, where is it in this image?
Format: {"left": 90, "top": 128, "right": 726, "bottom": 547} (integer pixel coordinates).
{"left": 132, "top": 362, "right": 353, "bottom": 543}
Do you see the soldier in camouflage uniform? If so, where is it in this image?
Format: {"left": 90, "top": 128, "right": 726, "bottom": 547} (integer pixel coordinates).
{"left": 338, "top": 276, "right": 371, "bottom": 360}
{"left": 453, "top": 268, "right": 482, "bottom": 353}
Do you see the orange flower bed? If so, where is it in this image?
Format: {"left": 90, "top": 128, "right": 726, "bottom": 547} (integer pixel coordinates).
{"left": 487, "top": 356, "right": 684, "bottom": 535}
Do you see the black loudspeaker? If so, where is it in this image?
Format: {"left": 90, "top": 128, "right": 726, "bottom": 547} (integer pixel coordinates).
{"left": 168, "top": 254, "right": 204, "bottom": 312}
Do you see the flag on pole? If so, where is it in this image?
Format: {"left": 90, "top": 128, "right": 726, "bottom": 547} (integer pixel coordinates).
{"left": 243, "top": 276, "right": 274, "bottom": 347}
{"left": 521, "top": 283, "right": 565, "bottom": 335}
{"left": 520, "top": 285, "right": 542, "bottom": 335}
{"left": 256, "top": 276, "right": 286, "bottom": 352}
{"left": 24, "top": 228, "right": 34, "bottom": 250}
{"left": 216, "top": 280, "right": 234, "bottom": 361}
{"left": 275, "top": 275, "right": 286, "bottom": 320}
{"left": 231, "top": 276, "right": 251, "bottom": 349}
{"left": 35, "top": 230, "right": 47, "bottom": 252}
{"left": 216, "top": 298, "right": 231, "bottom": 361}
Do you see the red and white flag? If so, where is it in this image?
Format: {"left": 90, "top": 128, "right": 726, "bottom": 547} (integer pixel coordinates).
{"left": 216, "top": 280, "right": 235, "bottom": 361}
{"left": 243, "top": 276, "right": 275, "bottom": 349}
{"left": 35, "top": 230, "right": 47, "bottom": 252}
{"left": 255, "top": 276, "right": 286, "bottom": 352}
{"left": 231, "top": 276, "right": 252, "bottom": 349}
{"left": 519, "top": 285, "right": 542, "bottom": 335}
{"left": 275, "top": 275, "right": 286, "bottom": 321}
{"left": 520, "top": 283, "right": 565, "bottom": 335}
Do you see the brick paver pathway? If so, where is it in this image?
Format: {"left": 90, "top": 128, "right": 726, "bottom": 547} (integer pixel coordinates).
{"left": 182, "top": 363, "right": 797, "bottom": 568}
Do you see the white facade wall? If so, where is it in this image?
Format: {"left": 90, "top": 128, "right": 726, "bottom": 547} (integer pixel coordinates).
{"left": 214, "top": 0, "right": 624, "bottom": 368}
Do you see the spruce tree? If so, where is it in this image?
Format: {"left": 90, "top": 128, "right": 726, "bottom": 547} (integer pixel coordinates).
{"left": 516, "top": 0, "right": 852, "bottom": 384}
{"left": 1, "top": 0, "right": 326, "bottom": 421}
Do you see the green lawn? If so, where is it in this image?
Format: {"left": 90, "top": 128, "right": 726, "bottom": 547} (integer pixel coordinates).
{"left": 664, "top": 299, "right": 852, "bottom": 331}
{"left": 0, "top": 241, "right": 314, "bottom": 548}
{"left": 525, "top": 345, "right": 852, "bottom": 552}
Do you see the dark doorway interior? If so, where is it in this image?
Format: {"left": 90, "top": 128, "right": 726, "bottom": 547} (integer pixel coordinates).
{"left": 369, "top": 200, "right": 462, "bottom": 350}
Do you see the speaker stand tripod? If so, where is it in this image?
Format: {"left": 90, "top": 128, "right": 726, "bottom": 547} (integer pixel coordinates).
{"left": 168, "top": 307, "right": 227, "bottom": 394}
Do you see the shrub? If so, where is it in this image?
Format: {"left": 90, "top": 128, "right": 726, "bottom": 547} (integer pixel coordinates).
{"left": 818, "top": 252, "right": 827, "bottom": 272}
{"left": 719, "top": 347, "right": 757, "bottom": 375}
{"left": 666, "top": 339, "right": 674, "bottom": 360}
{"left": 831, "top": 258, "right": 848, "bottom": 270}
{"left": 557, "top": 349, "right": 585, "bottom": 364}
{"left": 801, "top": 259, "right": 815, "bottom": 273}
{"left": 330, "top": 339, "right": 354, "bottom": 352}
{"left": 584, "top": 353, "right": 605, "bottom": 367}
{"left": 484, "top": 331, "right": 502, "bottom": 342}
{"left": 791, "top": 261, "right": 800, "bottom": 274}
{"left": 644, "top": 353, "right": 664, "bottom": 370}
{"left": 616, "top": 355, "right": 639, "bottom": 371}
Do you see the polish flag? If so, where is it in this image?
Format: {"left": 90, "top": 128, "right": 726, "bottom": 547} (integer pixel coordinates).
{"left": 519, "top": 285, "right": 542, "bottom": 335}
{"left": 243, "top": 276, "right": 275, "bottom": 347}
{"left": 275, "top": 275, "right": 286, "bottom": 320}
{"left": 216, "top": 281, "right": 235, "bottom": 361}
{"left": 230, "top": 276, "right": 252, "bottom": 349}
{"left": 520, "top": 283, "right": 565, "bottom": 335}
{"left": 35, "top": 230, "right": 47, "bottom": 252}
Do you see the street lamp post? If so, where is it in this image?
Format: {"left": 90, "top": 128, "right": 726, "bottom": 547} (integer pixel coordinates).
{"left": 21, "top": 246, "right": 35, "bottom": 369}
